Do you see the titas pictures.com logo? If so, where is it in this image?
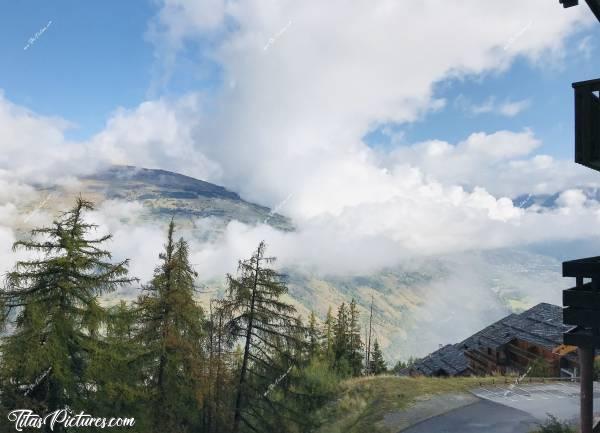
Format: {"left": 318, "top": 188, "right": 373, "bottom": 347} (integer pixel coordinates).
{"left": 7, "top": 409, "right": 135, "bottom": 431}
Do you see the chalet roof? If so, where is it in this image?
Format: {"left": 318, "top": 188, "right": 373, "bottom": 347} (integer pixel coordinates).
{"left": 410, "top": 344, "right": 471, "bottom": 376}
{"left": 406, "top": 303, "right": 576, "bottom": 376}
{"left": 461, "top": 303, "right": 573, "bottom": 353}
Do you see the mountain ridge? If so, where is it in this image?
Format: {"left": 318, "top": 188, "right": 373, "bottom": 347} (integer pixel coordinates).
{"left": 30, "top": 165, "right": 293, "bottom": 236}
{"left": 20, "top": 165, "right": 570, "bottom": 361}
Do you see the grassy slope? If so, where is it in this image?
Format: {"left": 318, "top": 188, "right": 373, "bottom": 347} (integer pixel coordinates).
{"left": 316, "top": 376, "right": 506, "bottom": 433}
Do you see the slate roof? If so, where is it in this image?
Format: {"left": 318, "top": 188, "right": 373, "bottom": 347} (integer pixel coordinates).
{"left": 461, "top": 303, "right": 573, "bottom": 353}
{"left": 405, "top": 303, "right": 576, "bottom": 376}
{"left": 408, "top": 344, "right": 471, "bottom": 376}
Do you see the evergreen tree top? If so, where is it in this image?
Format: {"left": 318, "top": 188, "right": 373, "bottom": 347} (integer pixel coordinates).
{"left": 2, "top": 198, "right": 136, "bottom": 315}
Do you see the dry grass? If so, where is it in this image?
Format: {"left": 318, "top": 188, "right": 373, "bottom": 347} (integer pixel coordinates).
{"left": 316, "top": 375, "right": 542, "bottom": 433}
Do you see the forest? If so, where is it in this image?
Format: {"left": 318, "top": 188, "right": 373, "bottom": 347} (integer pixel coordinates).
{"left": 0, "top": 199, "right": 389, "bottom": 433}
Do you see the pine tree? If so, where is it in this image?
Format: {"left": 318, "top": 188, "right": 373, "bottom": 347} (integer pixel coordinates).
{"left": 322, "top": 307, "right": 335, "bottom": 363}
{"left": 87, "top": 301, "right": 147, "bottom": 430}
{"left": 370, "top": 339, "right": 387, "bottom": 375}
{"left": 348, "top": 299, "right": 363, "bottom": 376}
{"left": 136, "top": 220, "right": 205, "bottom": 433}
{"left": 332, "top": 303, "right": 350, "bottom": 375}
{"left": 224, "top": 241, "right": 305, "bottom": 433}
{"left": 331, "top": 300, "right": 363, "bottom": 377}
{"left": 307, "top": 311, "right": 320, "bottom": 359}
{"left": 204, "top": 299, "right": 236, "bottom": 433}
{"left": 0, "top": 198, "right": 135, "bottom": 423}
{"left": 366, "top": 295, "right": 374, "bottom": 375}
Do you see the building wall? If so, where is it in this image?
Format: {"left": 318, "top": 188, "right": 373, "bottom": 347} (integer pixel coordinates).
{"left": 506, "top": 340, "right": 560, "bottom": 376}
{"left": 466, "top": 339, "right": 570, "bottom": 377}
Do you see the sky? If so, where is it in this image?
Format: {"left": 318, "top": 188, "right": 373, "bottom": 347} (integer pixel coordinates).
{"left": 1, "top": 1, "right": 600, "bottom": 282}
{"left": 0, "top": 0, "right": 600, "bottom": 268}
{"left": 3, "top": 0, "right": 600, "bottom": 357}
{"left": 0, "top": 1, "right": 598, "bottom": 154}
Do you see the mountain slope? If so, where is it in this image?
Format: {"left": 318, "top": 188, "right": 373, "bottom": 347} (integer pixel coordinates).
{"left": 20, "top": 165, "right": 570, "bottom": 361}
{"left": 32, "top": 165, "right": 292, "bottom": 237}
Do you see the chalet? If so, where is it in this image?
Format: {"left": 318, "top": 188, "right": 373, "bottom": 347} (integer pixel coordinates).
{"left": 404, "top": 303, "right": 581, "bottom": 377}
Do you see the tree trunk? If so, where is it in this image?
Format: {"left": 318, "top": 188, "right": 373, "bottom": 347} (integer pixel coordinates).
{"left": 232, "top": 256, "right": 260, "bottom": 433}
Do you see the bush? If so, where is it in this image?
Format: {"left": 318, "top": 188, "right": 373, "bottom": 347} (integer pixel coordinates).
{"left": 528, "top": 357, "right": 553, "bottom": 378}
{"left": 530, "top": 415, "right": 576, "bottom": 433}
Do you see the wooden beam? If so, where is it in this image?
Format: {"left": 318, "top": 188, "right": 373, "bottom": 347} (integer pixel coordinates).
{"left": 563, "top": 257, "right": 600, "bottom": 277}
{"left": 581, "top": 346, "right": 595, "bottom": 433}
{"left": 564, "top": 307, "right": 600, "bottom": 327}
{"left": 585, "top": 0, "right": 600, "bottom": 22}
{"left": 564, "top": 327, "right": 600, "bottom": 346}
{"left": 564, "top": 285, "right": 600, "bottom": 307}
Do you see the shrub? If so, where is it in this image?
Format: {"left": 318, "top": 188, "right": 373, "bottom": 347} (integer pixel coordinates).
{"left": 530, "top": 415, "right": 576, "bottom": 433}
{"left": 528, "top": 357, "right": 553, "bottom": 378}
{"left": 594, "top": 357, "right": 600, "bottom": 381}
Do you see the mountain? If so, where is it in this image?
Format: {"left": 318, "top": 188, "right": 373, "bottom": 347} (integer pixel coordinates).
{"left": 513, "top": 186, "right": 600, "bottom": 209}
{"left": 30, "top": 165, "right": 292, "bottom": 238}
{"left": 21, "top": 165, "right": 574, "bottom": 361}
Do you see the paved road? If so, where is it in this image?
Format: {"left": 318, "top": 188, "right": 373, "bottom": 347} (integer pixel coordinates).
{"left": 401, "top": 399, "right": 538, "bottom": 433}
{"left": 402, "top": 382, "right": 600, "bottom": 433}
{"left": 471, "top": 382, "right": 600, "bottom": 422}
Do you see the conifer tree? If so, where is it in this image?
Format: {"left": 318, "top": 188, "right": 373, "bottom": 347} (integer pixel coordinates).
{"left": 348, "top": 299, "right": 363, "bottom": 376}
{"left": 370, "top": 339, "right": 387, "bottom": 375}
{"left": 332, "top": 303, "right": 350, "bottom": 375}
{"left": 136, "top": 220, "right": 205, "bottom": 433}
{"left": 224, "top": 241, "right": 305, "bottom": 433}
{"left": 0, "top": 198, "right": 135, "bottom": 422}
{"left": 322, "top": 307, "right": 335, "bottom": 362}
{"left": 204, "top": 299, "right": 236, "bottom": 433}
{"left": 331, "top": 299, "right": 363, "bottom": 377}
{"left": 85, "top": 301, "right": 149, "bottom": 432}
{"left": 306, "top": 311, "right": 320, "bottom": 359}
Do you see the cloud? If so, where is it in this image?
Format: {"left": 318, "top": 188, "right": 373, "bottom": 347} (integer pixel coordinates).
{"left": 0, "top": 92, "right": 88, "bottom": 183}
{"left": 0, "top": 0, "right": 596, "bottom": 274}
{"left": 0, "top": 226, "right": 17, "bottom": 278}
{"left": 389, "top": 130, "right": 599, "bottom": 198}
{"left": 556, "top": 188, "right": 588, "bottom": 209}
{"left": 88, "top": 95, "right": 222, "bottom": 181}
{"left": 455, "top": 95, "right": 531, "bottom": 117}
{"left": 577, "top": 34, "right": 594, "bottom": 60}
{"left": 87, "top": 201, "right": 166, "bottom": 287}
{"left": 498, "top": 99, "right": 531, "bottom": 117}
{"left": 142, "top": 0, "right": 591, "bottom": 211}
{"left": 0, "top": 91, "right": 221, "bottom": 186}
{"left": 1, "top": 0, "right": 599, "bottom": 356}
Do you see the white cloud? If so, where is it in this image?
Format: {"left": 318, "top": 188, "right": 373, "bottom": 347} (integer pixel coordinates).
{"left": 390, "top": 130, "right": 599, "bottom": 198}
{"left": 0, "top": 0, "right": 596, "bottom": 274}
{"left": 87, "top": 201, "right": 166, "bottom": 287}
{"left": 88, "top": 95, "right": 222, "bottom": 181}
{"left": 455, "top": 95, "right": 531, "bottom": 117}
{"left": 1, "top": 0, "right": 600, "bottom": 356}
{"left": 556, "top": 188, "right": 588, "bottom": 209}
{"left": 0, "top": 226, "right": 17, "bottom": 278}
{"left": 498, "top": 99, "right": 531, "bottom": 117}
{"left": 143, "top": 0, "right": 591, "bottom": 211}
{"left": 577, "top": 34, "right": 594, "bottom": 60}
{"left": 0, "top": 92, "right": 91, "bottom": 183}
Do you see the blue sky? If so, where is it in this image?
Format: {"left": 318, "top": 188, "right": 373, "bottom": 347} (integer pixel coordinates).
{"left": 364, "top": 27, "right": 600, "bottom": 159}
{"left": 0, "top": 1, "right": 598, "bottom": 158}
{"left": 2, "top": 0, "right": 600, "bottom": 359}
{"left": 0, "top": 1, "right": 154, "bottom": 140}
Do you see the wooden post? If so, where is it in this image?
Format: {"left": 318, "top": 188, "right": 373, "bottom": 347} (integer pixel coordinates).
{"left": 579, "top": 345, "right": 594, "bottom": 433}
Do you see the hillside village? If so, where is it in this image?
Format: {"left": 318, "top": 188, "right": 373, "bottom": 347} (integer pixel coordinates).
{"left": 404, "top": 303, "right": 582, "bottom": 378}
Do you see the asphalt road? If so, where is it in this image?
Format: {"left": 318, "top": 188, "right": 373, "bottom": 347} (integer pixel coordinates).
{"left": 402, "top": 382, "right": 600, "bottom": 433}
{"left": 401, "top": 399, "right": 538, "bottom": 433}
